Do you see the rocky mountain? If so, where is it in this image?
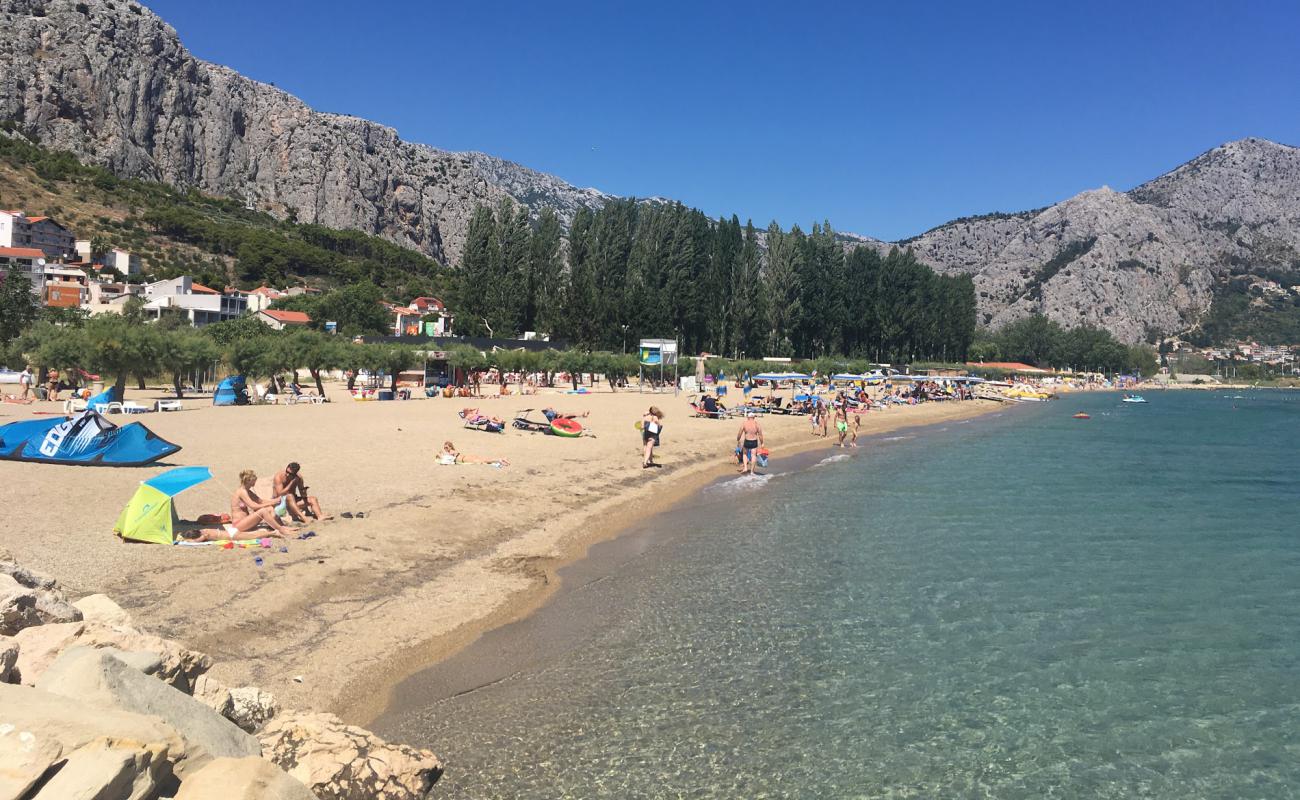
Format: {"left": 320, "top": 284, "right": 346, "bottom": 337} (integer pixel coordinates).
{"left": 894, "top": 138, "right": 1300, "bottom": 342}
{"left": 0, "top": 0, "right": 609, "bottom": 265}
{"left": 3, "top": 1, "right": 1298, "bottom": 343}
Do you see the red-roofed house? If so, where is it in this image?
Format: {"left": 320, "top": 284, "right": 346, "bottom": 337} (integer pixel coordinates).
{"left": 409, "top": 296, "right": 445, "bottom": 313}
{"left": 255, "top": 309, "right": 312, "bottom": 330}
{"left": 189, "top": 283, "right": 219, "bottom": 295}
{"left": 966, "top": 361, "right": 1051, "bottom": 374}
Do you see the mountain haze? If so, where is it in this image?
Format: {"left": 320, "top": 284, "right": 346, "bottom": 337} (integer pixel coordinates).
{"left": 3, "top": 0, "right": 1299, "bottom": 343}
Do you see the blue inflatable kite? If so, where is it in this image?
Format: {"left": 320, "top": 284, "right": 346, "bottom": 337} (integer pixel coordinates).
{"left": 0, "top": 410, "right": 181, "bottom": 467}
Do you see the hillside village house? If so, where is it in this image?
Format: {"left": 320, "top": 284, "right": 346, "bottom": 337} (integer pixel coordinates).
{"left": 141, "top": 275, "right": 247, "bottom": 326}
{"left": 75, "top": 239, "right": 141, "bottom": 275}
{"left": 255, "top": 309, "right": 312, "bottom": 330}
{"left": 0, "top": 210, "right": 76, "bottom": 261}
{"left": 393, "top": 296, "right": 452, "bottom": 336}
{"left": 0, "top": 246, "right": 46, "bottom": 295}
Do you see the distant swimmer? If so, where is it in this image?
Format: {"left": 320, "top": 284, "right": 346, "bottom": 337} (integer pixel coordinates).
{"left": 737, "top": 411, "right": 765, "bottom": 474}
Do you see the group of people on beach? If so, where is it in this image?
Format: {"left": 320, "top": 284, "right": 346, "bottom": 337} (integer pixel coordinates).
{"left": 186, "top": 462, "right": 328, "bottom": 541}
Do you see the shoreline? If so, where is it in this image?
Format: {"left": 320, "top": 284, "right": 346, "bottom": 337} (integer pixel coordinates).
{"left": 344, "top": 397, "right": 1015, "bottom": 727}
{"left": 0, "top": 390, "right": 1015, "bottom": 732}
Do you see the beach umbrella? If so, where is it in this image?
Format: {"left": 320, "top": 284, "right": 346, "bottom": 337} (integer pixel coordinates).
{"left": 115, "top": 466, "right": 214, "bottom": 545}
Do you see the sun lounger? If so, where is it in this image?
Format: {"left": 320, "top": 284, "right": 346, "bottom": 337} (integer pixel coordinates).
{"left": 92, "top": 401, "right": 124, "bottom": 414}
{"left": 63, "top": 397, "right": 88, "bottom": 414}
{"left": 156, "top": 399, "right": 182, "bottom": 412}
{"left": 121, "top": 401, "right": 152, "bottom": 414}
{"left": 512, "top": 410, "right": 552, "bottom": 433}
{"left": 690, "top": 403, "right": 726, "bottom": 419}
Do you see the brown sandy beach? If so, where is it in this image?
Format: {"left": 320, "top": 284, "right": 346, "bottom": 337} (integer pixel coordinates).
{"left": 0, "top": 388, "right": 1006, "bottom": 725}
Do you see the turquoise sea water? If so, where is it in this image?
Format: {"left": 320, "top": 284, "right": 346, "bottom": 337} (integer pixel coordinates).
{"left": 380, "top": 390, "right": 1300, "bottom": 798}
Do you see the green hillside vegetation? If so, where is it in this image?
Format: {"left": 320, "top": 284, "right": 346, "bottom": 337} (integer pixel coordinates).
{"left": 1186, "top": 273, "right": 1300, "bottom": 345}
{"left": 0, "top": 128, "right": 451, "bottom": 299}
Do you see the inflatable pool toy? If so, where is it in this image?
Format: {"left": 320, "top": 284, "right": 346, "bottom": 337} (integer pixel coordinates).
{"left": 551, "top": 417, "right": 583, "bottom": 437}
{"left": 1073, "top": 412, "right": 1090, "bottom": 419}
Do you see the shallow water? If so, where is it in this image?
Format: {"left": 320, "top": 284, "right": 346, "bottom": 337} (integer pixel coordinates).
{"left": 381, "top": 391, "right": 1300, "bottom": 798}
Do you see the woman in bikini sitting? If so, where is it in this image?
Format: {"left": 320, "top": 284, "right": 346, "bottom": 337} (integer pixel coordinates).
{"left": 217, "top": 469, "right": 298, "bottom": 538}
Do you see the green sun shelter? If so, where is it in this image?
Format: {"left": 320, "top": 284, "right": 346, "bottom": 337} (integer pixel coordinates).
{"left": 114, "top": 466, "right": 213, "bottom": 544}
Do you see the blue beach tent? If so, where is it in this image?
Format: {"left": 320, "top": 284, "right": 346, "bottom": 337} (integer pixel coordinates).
{"left": 213, "top": 376, "right": 250, "bottom": 406}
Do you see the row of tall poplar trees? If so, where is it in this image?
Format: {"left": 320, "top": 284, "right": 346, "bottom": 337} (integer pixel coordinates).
{"left": 456, "top": 198, "right": 977, "bottom": 363}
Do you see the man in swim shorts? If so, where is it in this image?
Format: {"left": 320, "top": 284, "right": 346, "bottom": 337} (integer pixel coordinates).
{"left": 835, "top": 404, "right": 849, "bottom": 447}
{"left": 273, "top": 462, "right": 330, "bottom": 522}
{"left": 736, "top": 411, "right": 764, "bottom": 474}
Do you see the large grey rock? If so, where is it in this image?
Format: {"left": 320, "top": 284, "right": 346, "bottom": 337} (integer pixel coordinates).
{"left": 35, "top": 649, "right": 260, "bottom": 766}
{"left": 0, "top": 683, "right": 188, "bottom": 775}
{"left": 29, "top": 738, "right": 170, "bottom": 800}
{"left": 259, "top": 712, "right": 441, "bottom": 800}
{"left": 13, "top": 620, "right": 211, "bottom": 691}
{"left": 0, "top": 635, "right": 16, "bottom": 684}
{"left": 174, "top": 756, "right": 318, "bottom": 800}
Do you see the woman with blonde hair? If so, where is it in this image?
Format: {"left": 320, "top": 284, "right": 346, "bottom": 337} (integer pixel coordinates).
{"left": 229, "top": 469, "right": 298, "bottom": 537}
{"left": 641, "top": 406, "right": 664, "bottom": 468}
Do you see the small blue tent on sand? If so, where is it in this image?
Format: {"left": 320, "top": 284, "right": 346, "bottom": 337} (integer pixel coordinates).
{"left": 213, "top": 376, "right": 250, "bottom": 406}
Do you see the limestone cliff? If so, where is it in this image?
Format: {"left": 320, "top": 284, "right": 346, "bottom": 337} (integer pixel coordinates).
{"left": 3, "top": 1, "right": 1298, "bottom": 342}
{"left": 892, "top": 139, "right": 1300, "bottom": 342}
{"left": 0, "top": 0, "right": 608, "bottom": 264}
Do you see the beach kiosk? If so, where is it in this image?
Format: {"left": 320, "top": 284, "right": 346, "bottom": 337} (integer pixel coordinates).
{"left": 638, "top": 338, "right": 679, "bottom": 393}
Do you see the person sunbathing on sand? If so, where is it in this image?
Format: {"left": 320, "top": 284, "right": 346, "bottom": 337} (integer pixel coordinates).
{"left": 230, "top": 469, "right": 298, "bottom": 536}
{"left": 439, "top": 440, "right": 509, "bottom": 467}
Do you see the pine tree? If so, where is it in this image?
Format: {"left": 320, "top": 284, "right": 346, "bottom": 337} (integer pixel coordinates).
{"left": 763, "top": 222, "right": 802, "bottom": 356}
{"left": 732, "top": 220, "right": 767, "bottom": 358}
{"left": 528, "top": 207, "right": 563, "bottom": 336}
{"left": 458, "top": 205, "right": 498, "bottom": 330}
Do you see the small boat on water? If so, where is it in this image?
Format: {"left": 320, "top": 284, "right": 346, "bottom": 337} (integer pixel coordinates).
{"left": 1072, "top": 412, "right": 1090, "bottom": 419}
{"left": 1121, "top": 394, "right": 1147, "bottom": 404}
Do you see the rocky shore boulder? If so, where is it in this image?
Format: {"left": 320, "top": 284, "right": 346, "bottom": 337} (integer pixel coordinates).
{"left": 0, "top": 554, "right": 441, "bottom": 797}
{"left": 12, "top": 619, "right": 212, "bottom": 691}
{"left": 174, "top": 756, "right": 319, "bottom": 800}
{"left": 0, "top": 682, "right": 186, "bottom": 783}
{"left": 259, "top": 712, "right": 442, "bottom": 800}
{"left": 0, "top": 549, "right": 83, "bottom": 630}
{"left": 36, "top": 648, "right": 261, "bottom": 768}
{"left": 23, "top": 737, "right": 171, "bottom": 800}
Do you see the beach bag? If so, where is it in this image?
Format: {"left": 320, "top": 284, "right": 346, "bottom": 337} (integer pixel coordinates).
{"left": 757, "top": 448, "right": 770, "bottom": 468}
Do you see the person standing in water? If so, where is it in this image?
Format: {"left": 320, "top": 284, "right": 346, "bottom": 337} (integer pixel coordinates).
{"left": 736, "top": 411, "right": 765, "bottom": 474}
{"left": 834, "top": 403, "right": 849, "bottom": 447}
{"left": 641, "top": 406, "right": 664, "bottom": 468}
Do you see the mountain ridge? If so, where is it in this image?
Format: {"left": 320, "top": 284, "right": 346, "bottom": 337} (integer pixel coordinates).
{"left": 3, "top": 1, "right": 1299, "bottom": 343}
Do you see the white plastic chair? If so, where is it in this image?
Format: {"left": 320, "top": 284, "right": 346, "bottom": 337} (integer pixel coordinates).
{"left": 63, "top": 397, "right": 88, "bottom": 414}
{"left": 156, "top": 399, "right": 182, "bottom": 412}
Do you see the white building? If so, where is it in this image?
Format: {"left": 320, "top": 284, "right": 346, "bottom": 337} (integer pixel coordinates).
{"left": 142, "top": 276, "right": 247, "bottom": 327}
{"left": 74, "top": 240, "right": 141, "bottom": 275}
{"left": 0, "top": 246, "right": 46, "bottom": 297}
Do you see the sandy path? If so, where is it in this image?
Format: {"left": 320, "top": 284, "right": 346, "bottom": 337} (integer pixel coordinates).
{"left": 0, "top": 386, "right": 1006, "bottom": 721}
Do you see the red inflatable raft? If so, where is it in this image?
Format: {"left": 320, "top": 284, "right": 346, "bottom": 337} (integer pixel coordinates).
{"left": 550, "top": 417, "right": 583, "bottom": 437}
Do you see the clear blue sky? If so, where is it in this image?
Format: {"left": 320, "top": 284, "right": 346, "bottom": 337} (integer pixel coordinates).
{"left": 147, "top": 0, "right": 1299, "bottom": 241}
